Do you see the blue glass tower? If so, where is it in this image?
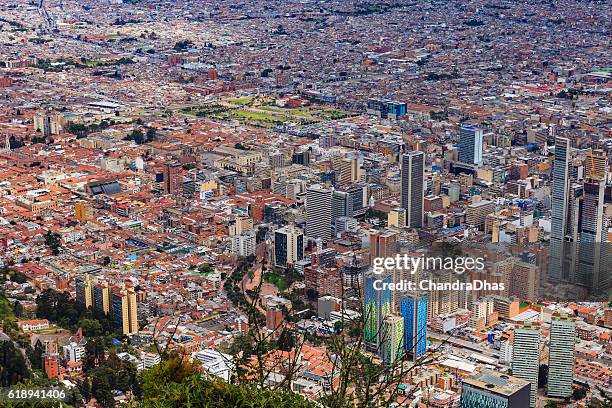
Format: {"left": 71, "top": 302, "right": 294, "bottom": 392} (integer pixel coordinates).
{"left": 400, "top": 294, "right": 428, "bottom": 362}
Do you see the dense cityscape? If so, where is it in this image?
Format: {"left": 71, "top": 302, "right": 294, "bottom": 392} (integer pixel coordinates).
{"left": 0, "top": 0, "right": 610, "bottom": 407}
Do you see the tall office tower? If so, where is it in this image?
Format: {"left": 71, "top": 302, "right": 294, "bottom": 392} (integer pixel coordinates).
{"left": 93, "top": 281, "right": 111, "bottom": 314}
{"left": 112, "top": 288, "right": 138, "bottom": 336}
{"left": 332, "top": 184, "right": 368, "bottom": 220}
{"left": 508, "top": 260, "right": 537, "bottom": 301}
{"left": 401, "top": 151, "right": 424, "bottom": 228}
{"left": 268, "top": 152, "right": 286, "bottom": 169}
{"left": 33, "top": 110, "right": 64, "bottom": 137}
{"left": 586, "top": 149, "right": 607, "bottom": 181}
{"left": 388, "top": 208, "right": 406, "bottom": 228}
{"left": 306, "top": 184, "right": 333, "bottom": 240}
{"left": 229, "top": 216, "right": 254, "bottom": 236}
{"left": 578, "top": 149, "right": 610, "bottom": 295}
{"left": 292, "top": 149, "right": 310, "bottom": 166}
{"left": 427, "top": 269, "right": 459, "bottom": 320}
{"left": 380, "top": 315, "right": 404, "bottom": 364}
{"left": 512, "top": 322, "right": 540, "bottom": 407}
{"left": 549, "top": 137, "right": 571, "bottom": 283}
{"left": 460, "top": 370, "right": 531, "bottom": 408}
{"left": 231, "top": 231, "right": 257, "bottom": 257}
{"left": 458, "top": 124, "right": 484, "bottom": 166}
{"left": 548, "top": 314, "right": 576, "bottom": 398}
{"left": 369, "top": 230, "right": 398, "bottom": 262}
{"left": 400, "top": 294, "right": 428, "bottom": 362}
{"left": 577, "top": 178, "right": 607, "bottom": 291}
{"left": 75, "top": 274, "right": 94, "bottom": 309}
{"left": 274, "top": 225, "right": 304, "bottom": 268}
{"left": 364, "top": 272, "right": 392, "bottom": 352}
{"left": 334, "top": 156, "right": 360, "bottom": 186}
{"left": 342, "top": 255, "right": 367, "bottom": 292}
{"left": 163, "top": 162, "right": 181, "bottom": 195}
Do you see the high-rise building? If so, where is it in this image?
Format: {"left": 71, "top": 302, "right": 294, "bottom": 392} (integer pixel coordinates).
{"left": 466, "top": 200, "right": 495, "bottom": 230}
{"left": 380, "top": 315, "right": 404, "bottom": 364}
{"left": 334, "top": 156, "right": 360, "bottom": 186}
{"left": 400, "top": 294, "right": 428, "bottom": 362}
{"left": 549, "top": 137, "right": 571, "bottom": 283}
{"left": 229, "top": 216, "right": 254, "bottom": 236}
{"left": 93, "top": 282, "right": 111, "bottom": 314}
{"left": 292, "top": 150, "right": 310, "bottom": 166}
{"left": 458, "top": 124, "right": 484, "bottom": 166}
{"left": 460, "top": 370, "right": 531, "bottom": 408}
{"left": 306, "top": 184, "right": 333, "bottom": 240}
{"left": 332, "top": 184, "right": 368, "bottom": 219}
{"left": 388, "top": 208, "right": 406, "bottom": 228}
{"left": 274, "top": 225, "right": 304, "bottom": 268}
{"left": 231, "top": 231, "right": 256, "bottom": 257}
{"left": 75, "top": 274, "right": 94, "bottom": 309}
{"left": 364, "top": 272, "right": 392, "bottom": 351}
{"left": 401, "top": 151, "right": 424, "bottom": 228}
{"left": 577, "top": 159, "right": 610, "bottom": 294}
{"left": 34, "top": 110, "right": 65, "bottom": 137}
{"left": 112, "top": 289, "right": 138, "bottom": 336}
{"left": 508, "top": 260, "right": 537, "bottom": 301}
{"left": 548, "top": 314, "right": 576, "bottom": 398}
{"left": 163, "top": 162, "right": 181, "bottom": 195}
{"left": 586, "top": 149, "right": 607, "bottom": 181}
{"left": 511, "top": 322, "right": 540, "bottom": 407}
{"left": 265, "top": 305, "right": 284, "bottom": 331}
{"left": 369, "top": 230, "right": 398, "bottom": 263}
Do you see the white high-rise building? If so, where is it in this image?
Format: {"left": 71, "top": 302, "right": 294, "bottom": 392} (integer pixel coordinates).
{"left": 458, "top": 124, "right": 483, "bottom": 165}
{"left": 274, "top": 225, "right": 304, "bottom": 268}
{"left": 549, "top": 137, "right": 571, "bottom": 283}
{"left": 512, "top": 322, "right": 540, "bottom": 407}
{"left": 306, "top": 184, "right": 333, "bottom": 240}
{"left": 548, "top": 314, "right": 576, "bottom": 398}
{"left": 231, "top": 231, "right": 256, "bottom": 257}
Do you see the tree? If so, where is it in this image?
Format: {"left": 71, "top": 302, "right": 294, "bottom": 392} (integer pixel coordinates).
{"left": 145, "top": 127, "right": 157, "bottom": 141}
{"left": 9, "top": 270, "right": 27, "bottom": 284}
{"left": 0, "top": 340, "right": 31, "bottom": 387}
{"left": 44, "top": 231, "right": 62, "bottom": 255}
{"left": 538, "top": 364, "right": 548, "bottom": 388}
{"left": 174, "top": 39, "right": 193, "bottom": 51}
{"left": 28, "top": 340, "right": 45, "bottom": 370}
{"left": 544, "top": 401, "right": 559, "bottom": 408}
{"left": 12, "top": 301, "right": 24, "bottom": 318}
{"left": 79, "top": 318, "right": 103, "bottom": 337}
{"left": 91, "top": 374, "right": 114, "bottom": 408}
{"left": 199, "top": 264, "right": 213, "bottom": 274}
{"left": 141, "top": 353, "right": 201, "bottom": 398}
{"left": 125, "top": 129, "right": 145, "bottom": 144}
{"left": 139, "top": 373, "right": 316, "bottom": 408}
{"left": 573, "top": 385, "right": 587, "bottom": 400}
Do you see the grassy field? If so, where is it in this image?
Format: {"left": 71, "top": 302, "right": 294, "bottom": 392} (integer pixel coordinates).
{"left": 258, "top": 105, "right": 350, "bottom": 120}
{"left": 226, "top": 96, "right": 255, "bottom": 106}
{"left": 180, "top": 100, "right": 351, "bottom": 128}
{"left": 263, "top": 271, "right": 289, "bottom": 292}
